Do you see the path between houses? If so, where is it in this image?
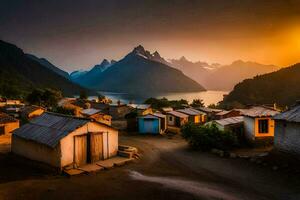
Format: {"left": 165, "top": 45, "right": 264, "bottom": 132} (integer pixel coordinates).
{"left": 0, "top": 135, "right": 299, "bottom": 200}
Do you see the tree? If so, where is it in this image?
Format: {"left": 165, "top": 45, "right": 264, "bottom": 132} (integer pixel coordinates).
{"left": 190, "top": 99, "right": 205, "bottom": 107}
{"left": 97, "top": 94, "right": 105, "bottom": 102}
{"left": 26, "top": 89, "right": 44, "bottom": 106}
{"left": 26, "top": 88, "right": 62, "bottom": 108}
{"left": 42, "top": 88, "right": 62, "bottom": 108}
{"left": 79, "top": 90, "right": 88, "bottom": 100}
{"left": 181, "top": 123, "right": 238, "bottom": 151}
{"left": 54, "top": 106, "right": 76, "bottom": 116}
{"left": 208, "top": 104, "right": 217, "bottom": 109}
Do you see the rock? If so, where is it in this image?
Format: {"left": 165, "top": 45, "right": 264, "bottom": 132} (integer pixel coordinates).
{"left": 229, "top": 153, "right": 237, "bottom": 158}
{"left": 272, "top": 166, "right": 279, "bottom": 171}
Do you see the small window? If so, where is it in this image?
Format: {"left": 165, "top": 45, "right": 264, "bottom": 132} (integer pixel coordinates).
{"left": 258, "top": 119, "right": 269, "bottom": 133}
{"left": 169, "top": 116, "right": 173, "bottom": 121}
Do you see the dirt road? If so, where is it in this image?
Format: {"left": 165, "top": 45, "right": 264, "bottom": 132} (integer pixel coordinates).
{"left": 0, "top": 135, "right": 299, "bottom": 200}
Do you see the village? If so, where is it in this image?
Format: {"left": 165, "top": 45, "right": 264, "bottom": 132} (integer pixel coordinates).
{"left": 0, "top": 94, "right": 300, "bottom": 199}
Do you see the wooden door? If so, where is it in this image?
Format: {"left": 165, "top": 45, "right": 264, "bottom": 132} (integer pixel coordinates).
{"left": 0, "top": 126, "right": 5, "bottom": 135}
{"left": 90, "top": 133, "right": 103, "bottom": 162}
{"left": 74, "top": 135, "right": 87, "bottom": 166}
{"left": 144, "top": 119, "right": 154, "bottom": 133}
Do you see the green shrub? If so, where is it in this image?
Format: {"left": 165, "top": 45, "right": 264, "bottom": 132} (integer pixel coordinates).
{"left": 181, "top": 123, "right": 238, "bottom": 151}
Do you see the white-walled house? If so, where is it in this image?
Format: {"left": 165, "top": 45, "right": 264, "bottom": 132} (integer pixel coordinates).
{"left": 241, "top": 106, "right": 279, "bottom": 144}
{"left": 166, "top": 111, "right": 189, "bottom": 128}
{"left": 12, "top": 112, "right": 118, "bottom": 169}
{"left": 274, "top": 103, "right": 300, "bottom": 155}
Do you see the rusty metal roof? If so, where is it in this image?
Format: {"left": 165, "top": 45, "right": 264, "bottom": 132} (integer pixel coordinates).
{"left": 177, "top": 108, "right": 206, "bottom": 116}
{"left": 167, "top": 111, "right": 188, "bottom": 118}
{"left": 240, "top": 106, "right": 279, "bottom": 118}
{"left": 13, "top": 112, "right": 90, "bottom": 148}
{"left": 152, "top": 113, "right": 166, "bottom": 119}
{"left": 274, "top": 105, "right": 300, "bottom": 122}
{"left": 196, "top": 107, "right": 223, "bottom": 113}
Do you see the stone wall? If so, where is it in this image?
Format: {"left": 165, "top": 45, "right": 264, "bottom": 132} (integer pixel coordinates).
{"left": 275, "top": 121, "right": 300, "bottom": 155}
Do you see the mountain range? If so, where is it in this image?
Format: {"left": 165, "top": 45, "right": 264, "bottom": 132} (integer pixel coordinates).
{"left": 220, "top": 63, "right": 300, "bottom": 108}
{"left": 170, "top": 58, "right": 280, "bottom": 91}
{"left": 0, "top": 39, "right": 285, "bottom": 100}
{"left": 26, "top": 54, "right": 70, "bottom": 79}
{"left": 0, "top": 40, "right": 86, "bottom": 98}
{"left": 71, "top": 45, "right": 280, "bottom": 93}
{"left": 71, "top": 59, "right": 115, "bottom": 84}
{"left": 73, "top": 45, "right": 205, "bottom": 94}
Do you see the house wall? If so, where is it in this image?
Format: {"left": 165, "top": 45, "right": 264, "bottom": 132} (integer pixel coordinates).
{"left": 200, "top": 114, "right": 207, "bottom": 123}
{"left": 160, "top": 117, "right": 167, "bottom": 133}
{"left": 28, "top": 109, "right": 44, "bottom": 119}
{"left": 167, "top": 115, "right": 176, "bottom": 126}
{"left": 2, "top": 121, "right": 19, "bottom": 135}
{"left": 60, "top": 122, "right": 118, "bottom": 167}
{"left": 244, "top": 116, "right": 255, "bottom": 141}
{"left": 244, "top": 116, "right": 274, "bottom": 143}
{"left": 138, "top": 118, "right": 160, "bottom": 134}
{"left": 254, "top": 117, "right": 275, "bottom": 138}
{"left": 109, "top": 106, "right": 132, "bottom": 119}
{"left": 11, "top": 135, "right": 61, "bottom": 167}
{"left": 215, "top": 123, "right": 225, "bottom": 131}
{"left": 180, "top": 117, "right": 189, "bottom": 126}
{"left": 275, "top": 121, "right": 300, "bottom": 155}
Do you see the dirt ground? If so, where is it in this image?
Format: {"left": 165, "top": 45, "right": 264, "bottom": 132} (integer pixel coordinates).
{"left": 0, "top": 134, "right": 300, "bottom": 200}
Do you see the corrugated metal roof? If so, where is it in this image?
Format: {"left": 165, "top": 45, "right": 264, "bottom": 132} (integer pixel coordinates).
{"left": 274, "top": 105, "right": 300, "bottom": 122}
{"left": 177, "top": 108, "right": 206, "bottom": 116}
{"left": 161, "top": 107, "right": 173, "bottom": 112}
{"left": 139, "top": 113, "right": 166, "bottom": 119}
{"left": 128, "top": 104, "right": 151, "bottom": 110}
{"left": 196, "top": 107, "right": 223, "bottom": 113}
{"left": 240, "top": 106, "right": 279, "bottom": 117}
{"left": 152, "top": 113, "right": 166, "bottom": 118}
{"left": 13, "top": 112, "right": 90, "bottom": 148}
{"left": 81, "top": 108, "right": 101, "bottom": 116}
{"left": 215, "top": 110, "right": 231, "bottom": 116}
{"left": 139, "top": 115, "right": 159, "bottom": 119}
{"left": 167, "top": 111, "right": 188, "bottom": 118}
{"left": 214, "top": 116, "right": 244, "bottom": 126}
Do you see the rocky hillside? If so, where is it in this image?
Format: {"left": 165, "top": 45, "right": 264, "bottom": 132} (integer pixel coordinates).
{"left": 0, "top": 40, "right": 87, "bottom": 98}
{"left": 220, "top": 63, "right": 300, "bottom": 108}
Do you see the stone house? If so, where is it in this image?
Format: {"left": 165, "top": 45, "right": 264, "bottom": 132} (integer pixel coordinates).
{"left": 273, "top": 103, "right": 300, "bottom": 155}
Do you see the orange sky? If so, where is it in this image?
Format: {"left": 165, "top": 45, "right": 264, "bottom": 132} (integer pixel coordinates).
{"left": 1, "top": 0, "right": 300, "bottom": 71}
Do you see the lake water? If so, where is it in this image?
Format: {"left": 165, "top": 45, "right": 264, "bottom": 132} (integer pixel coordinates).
{"left": 90, "top": 90, "right": 228, "bottom": 106}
